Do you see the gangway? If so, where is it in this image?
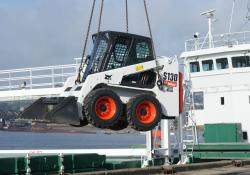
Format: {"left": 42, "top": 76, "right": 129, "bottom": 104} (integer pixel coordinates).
{"left": 0, "top": 59, "right": 80, "bottom": 101}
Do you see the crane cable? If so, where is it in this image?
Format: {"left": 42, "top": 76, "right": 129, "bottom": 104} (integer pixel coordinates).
{"left": 143, "top": 0, "right": 162, "bottom": 84}
{"left": 76, "top": 0, "right": 96, "bottom": 84}
{"left": 98, "top": 0, "right": 104, "bottom": 33}
{"left": 125, "top": 0, "right": 129, "bottom": 33}
{"left": 76, "top": 0, "right": 127, "bottom": 83}
{"left": 76, "top": 0, "right": 160, "bottom": 84}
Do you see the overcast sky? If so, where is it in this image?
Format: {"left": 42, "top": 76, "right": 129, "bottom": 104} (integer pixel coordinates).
{"left": 0, "top": 0, "right": 249, "bottom": 70}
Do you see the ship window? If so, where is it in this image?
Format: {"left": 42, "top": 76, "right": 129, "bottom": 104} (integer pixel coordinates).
{"left": 232, "top": 56, "right": 250, "bottom": 68}
{"left": 190, "top": 62, "right": 200, "bottom": 73}
{"left": 216, "top": 58, "right": 228, "bottom": 69}
{"left": 221, "top": 97, "right": 225, "bottom": 105}
{"left": 193, "top": 91, "right": 204, "bottom": 110}
{"left": 202, "top": 60, "right": 214, "bottom": 71}
{"left": 243, "top": 131, "right": 248, "bottom": 141}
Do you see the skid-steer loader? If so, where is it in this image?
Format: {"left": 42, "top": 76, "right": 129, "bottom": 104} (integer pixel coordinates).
{"left": 19, "top": 31, "right": 181, "bottom": 131}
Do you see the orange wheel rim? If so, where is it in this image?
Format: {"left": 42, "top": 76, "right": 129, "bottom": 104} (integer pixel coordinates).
{"left": 136, "top": 100, "right": 156, "bottom": 124}
{"left": 95, "top": 96, "right": 117, "bottom": 120}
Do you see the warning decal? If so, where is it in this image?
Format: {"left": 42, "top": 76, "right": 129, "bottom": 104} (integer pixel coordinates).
{"left": 164, "top": 80, "right": 177, "bottom": 87}
{"left": 163, "top": 72, "right": 178, "bottom": 88}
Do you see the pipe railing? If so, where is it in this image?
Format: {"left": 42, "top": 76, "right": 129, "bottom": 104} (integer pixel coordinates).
{"left": 0, "top": 64, "right": 77, "bottom": 91}
{"left": 185, "top": 31, "right": 250, "bottom": 51}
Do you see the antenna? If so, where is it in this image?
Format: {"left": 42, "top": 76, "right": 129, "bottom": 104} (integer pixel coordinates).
{"left": 201, "top": 9, "right": 216, "bottom": 48}
{"left": 247, "top": 0, "right": 250, "bottom": 20}
{"left": 200, "top": 9, "right": 216, "bottom": 16}
{"left": 229, "top": 0, "right": 236, "bottom": 33}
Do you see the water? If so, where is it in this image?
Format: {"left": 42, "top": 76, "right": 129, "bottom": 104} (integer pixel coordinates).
{"left": 0, "top": 131, "right": 145, "bottom": 150}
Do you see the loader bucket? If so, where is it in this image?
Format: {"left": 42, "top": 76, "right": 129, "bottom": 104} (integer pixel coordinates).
{"left": 19, "top": 96, "right": 80, "bottom": 125}
{"left": 19, "top": 97, "right": 47, "bottom": 120}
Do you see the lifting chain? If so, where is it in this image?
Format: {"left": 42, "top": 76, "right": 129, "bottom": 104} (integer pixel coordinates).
{"left": 98, "top": 0, "right": 104, "bottom": 33}
{"left": 76, "top": 0, "right": 96, "bottom": 84}
{"left": 143, "top": 0, "right": 163, "bottom": 88}
{"left": 125, "top": 0, "right": 129, "bottom": 33}
{"left": 76, "top": 0, "right": 127, "bottom": 83}
{"left": 76, "top": 0, "right": 161, "bottom": 86}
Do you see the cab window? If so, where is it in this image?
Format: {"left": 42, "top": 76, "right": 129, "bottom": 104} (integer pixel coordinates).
{"left": 127, "top": 39, "right": 153, "bottom": 65}
{"left": 105, "top": 37, "right": 131, "bottom": 71}
{"left": 136, "top": 41, "right": 150, "bottom": 61}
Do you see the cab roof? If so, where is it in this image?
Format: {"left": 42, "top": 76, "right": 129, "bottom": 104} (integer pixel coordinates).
{"left": 92, "top": 31, "right": 152, "bottom": 42}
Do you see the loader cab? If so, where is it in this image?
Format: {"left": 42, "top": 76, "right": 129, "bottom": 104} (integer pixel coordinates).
{"left": 82, "top": 31, "right": 154, "bottom": 81}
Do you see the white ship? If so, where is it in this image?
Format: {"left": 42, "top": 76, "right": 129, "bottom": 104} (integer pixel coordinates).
{"left": 181, "top": 7, "right": 250, "bottom": 140}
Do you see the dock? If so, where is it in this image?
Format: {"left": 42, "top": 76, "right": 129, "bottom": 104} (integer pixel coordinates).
{"left": 74, "top": 160, "right": 250, "bottom": 175}
{"left": 2, "top": 149, "right": 250, "bottom": 174}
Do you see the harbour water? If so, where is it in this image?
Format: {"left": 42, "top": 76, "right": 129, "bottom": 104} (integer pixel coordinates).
{"left": 0, "top": 131, "right": 145, "bottom": 150}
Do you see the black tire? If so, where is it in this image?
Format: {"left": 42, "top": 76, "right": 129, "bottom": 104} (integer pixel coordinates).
{"left": 80, "top": 117, "right": 89, "bottom": 126}
{"left": 109, "top": 118, "right": 129, "bottom": 131}
{"left": 80, "top": 109, "right": 89, "bottom": 126}
{"left": 84, "top": 88, "right": 123, "bottom": 128}
{"left": 70, "top": 118, "right": 88, "bottom": 127}
{"left": 127, "top": 94, "right": 162, "bottom": 131}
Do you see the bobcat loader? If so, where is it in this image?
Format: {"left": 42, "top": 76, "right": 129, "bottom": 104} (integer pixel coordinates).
{"left": 19, "top": 31, "right": 182, "bottom": 131}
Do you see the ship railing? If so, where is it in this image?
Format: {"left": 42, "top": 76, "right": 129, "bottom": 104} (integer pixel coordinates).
{"left": 0, "top": 61, "right": 81, "bottom": 91}
{"left": 185, "top": 31, "right": 250, "bottom": 51}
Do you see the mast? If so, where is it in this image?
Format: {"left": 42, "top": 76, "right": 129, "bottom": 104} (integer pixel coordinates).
{"left": 229, "top": 0, "right": 236, "bottom": 33}
{"left": 201, "top": 9, "right": 216, "bottom": 48}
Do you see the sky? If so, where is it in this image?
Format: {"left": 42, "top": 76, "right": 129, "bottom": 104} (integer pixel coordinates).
{"left": 0, "top": 0, "right": 249, "bottom": 70}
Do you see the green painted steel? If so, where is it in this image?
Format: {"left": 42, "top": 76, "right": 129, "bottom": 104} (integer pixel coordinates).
{"left": 204, "top": 123, "right": 243, "bottom": 143}
{"left": 0, "top": 154, "right": 165, "bottom": 174}
{"left": 63, "top": 154, "right": 106, "bottom": 173}
{"left": 192, "top": 152, "right": 250, "bottom": 159}
{"left": 186, "top": 143, "right": 250, "bottom": 151}
{"left": 0, "top": 154, "right": 161, "bottom": 174}
{"left": 29, "top": 155, "right": 61, "bottom": 173}
{"left": 105, "top": 159, "right": 142, "bottom": 170}
{"left": 129, "top": 144, "right": 146, "bottom": 148}
{"left": 186, "top": 143, "right": 250, "bottom": 160}
{"left": 105, "top": 158, "right": 165, "bottom": 170}
{"left": 0, "top": 157, "right": 27, "bottom": 174}
{"left": 0, "top": 154, "right": 106, "bottom": 174}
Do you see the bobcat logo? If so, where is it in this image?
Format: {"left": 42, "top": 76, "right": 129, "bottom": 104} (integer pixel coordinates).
{"left": 105, "top": 74, "right": 112, "bottom": 81}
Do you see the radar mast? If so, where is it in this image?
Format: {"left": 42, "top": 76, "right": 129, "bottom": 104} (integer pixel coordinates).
{"left": 201, "top": 9, "right": 216, "bottom": 48}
